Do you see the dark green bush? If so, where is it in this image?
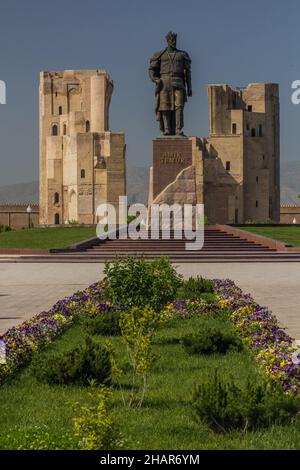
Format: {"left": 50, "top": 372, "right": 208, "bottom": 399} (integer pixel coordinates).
{"left": 103, "top": 256, "right": 182, "bottom": 311}
{"left": 191, "top": 371, "right": 300, "bottom": 432}
{"left": 176, "top": 276, "right": 214, "bottom": 300}
{"left": 182, "top": 321, "right": 242, "bottom": 355}
{"left": 31, "top": 336, "right": 111, "bottom": 385}
{"left": 0, "top": 225, "right": 12, "bottom": 232}
{"left": 84, "top": 310, "right": 121, "bottom": 336}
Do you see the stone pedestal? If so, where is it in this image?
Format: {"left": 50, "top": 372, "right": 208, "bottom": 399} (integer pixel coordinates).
{"left": 152, "top": 137, "right": 194, "bottom": 199}
{"left": 147, "top": 136, "right": 204, "bottom": 229}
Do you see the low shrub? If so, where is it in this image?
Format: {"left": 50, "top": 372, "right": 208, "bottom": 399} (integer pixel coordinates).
{"left": 103, "top": 256, "right": 182, "bottom": 311}
{"left": 74, "top": 385, "right": 122, "bottom": 450}
{"left": 182, "top": 321, "right": 242, "bottom": 355}
{"left": 119, "top": 305, "right": 166, "bottom": 407}
{"left": 0, "top": 225, "right": 12, "bottom": 232}
{"left": 84, "top": 310, "right": 121, "bottom": 336}
{"left": 31, "top": 336, "right": 111, "bottom": 386}
{"left": 191, "top": 371, "right": 300, "bottom": 432}
{"left": 176, "top": 276, "right": 214, "bottom": 300}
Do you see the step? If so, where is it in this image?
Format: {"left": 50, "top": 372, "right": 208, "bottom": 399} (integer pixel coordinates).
{"left": 87, "top": 247, "right": 273, "bottom": 253}
{"left": 27, "top": 250, "right": 300, "bottom": 260}
{"left": 89, "top": 241, "right": 266, "bottom": 247}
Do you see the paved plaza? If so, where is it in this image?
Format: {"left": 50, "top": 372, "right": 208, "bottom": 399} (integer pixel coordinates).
{"left": 0, "top": 262, "right": 300, "bottom": 339}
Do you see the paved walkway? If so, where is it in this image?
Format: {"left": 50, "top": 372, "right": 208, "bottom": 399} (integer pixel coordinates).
{"left": 0, "top": 264, "right": 105, "bottom": 334}
{"left": 0, "top": 263, "right": 300, "bottom": 339}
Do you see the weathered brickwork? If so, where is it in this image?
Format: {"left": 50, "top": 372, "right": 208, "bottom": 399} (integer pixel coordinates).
{"left": 39, "top": 70, "right": 126, "bottom": 225}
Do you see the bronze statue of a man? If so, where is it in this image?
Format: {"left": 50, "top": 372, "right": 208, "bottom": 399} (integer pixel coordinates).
{"left": 149, "top": 32, "right": 192, "bottom": 136}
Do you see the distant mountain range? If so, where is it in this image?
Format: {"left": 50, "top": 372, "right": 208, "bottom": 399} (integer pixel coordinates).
{"left": 0, "top": 181, "right": 39, "bottom": 205}
{"left": 126, "top": 164, "right": 150, "bottom": 204}
{"left": 0, "top": 165, "right": 151, "bottom": 206}
{"left": 0, "top": 161, "right": 299, "bottom": 206}
{"left": 280, "top": 161, "right": 300, "bottom": 204}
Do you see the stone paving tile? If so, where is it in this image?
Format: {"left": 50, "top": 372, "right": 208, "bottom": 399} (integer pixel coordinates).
{"left": 0, "top": 264, "right": 105, "bottom": 334}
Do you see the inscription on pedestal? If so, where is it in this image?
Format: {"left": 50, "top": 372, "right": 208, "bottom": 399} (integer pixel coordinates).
{"left": 153, "top": 137, "right": 192, "bottom": 199}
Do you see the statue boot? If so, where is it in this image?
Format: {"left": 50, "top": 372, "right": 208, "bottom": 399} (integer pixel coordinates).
{"left": 175, "top": 106, "right": 185, "bottom": 136}
{"left": 162, "top": 111, "right": 172, "bottom": 135}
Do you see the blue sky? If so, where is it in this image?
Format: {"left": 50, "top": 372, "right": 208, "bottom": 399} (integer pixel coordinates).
{"left": 0, "top": 0, "right": 299, "bottom": 185}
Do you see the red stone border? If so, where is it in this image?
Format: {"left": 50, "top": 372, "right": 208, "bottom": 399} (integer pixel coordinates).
{"left": 0, "top": 248, "right": 50, "bottom": 255}
{"left": 216, "top": 224, "right": 300, "bottom": 252}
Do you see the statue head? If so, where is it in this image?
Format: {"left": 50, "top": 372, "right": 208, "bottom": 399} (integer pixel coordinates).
{"left": 166, "top": 31, "right": 177, "bottom": 49}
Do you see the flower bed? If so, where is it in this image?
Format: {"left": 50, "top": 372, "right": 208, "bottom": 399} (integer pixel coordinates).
{"left": 0, "top": 281, "right": 106, "bottom": 382}
{"left": 1, "top": 276, "right": 300, "bottom": 397}
{"left": 168, "top": 279, "right": 300, "bottom": 396}
{"left": 214, "top": 279, "right": 300, "bottom": 396}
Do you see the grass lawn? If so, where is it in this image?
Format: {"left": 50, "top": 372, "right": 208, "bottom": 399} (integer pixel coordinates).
{"left": 238, "top": 226, "right": 300, "bottom": 247}
{"left": 1, "top": 316, "right": 300, "bottom": 450}
{"left": 0, "top": 227, "right": 96, "bottom": 249}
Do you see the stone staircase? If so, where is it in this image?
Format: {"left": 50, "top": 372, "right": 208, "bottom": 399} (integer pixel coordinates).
{"left": 7, "top": 226, "right": 300, "bottom": 263}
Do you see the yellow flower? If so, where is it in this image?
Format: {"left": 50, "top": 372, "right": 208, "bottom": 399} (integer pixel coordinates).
{"left": 218, "top": 299, "right": 232, "bottom": 309}
{"left": 52, "top": 314, "right": 66, "bottom": 322}
{"left": 235, "top": 305, "right": 254, "bottom": 316}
